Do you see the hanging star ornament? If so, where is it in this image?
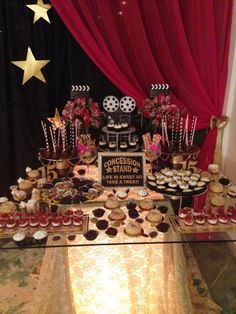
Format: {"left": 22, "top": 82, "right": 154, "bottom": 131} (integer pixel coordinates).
{"left": 47, "top": 109, "right": 62, "bottom": 129}
{"left": 26, "top": 0, "right": 52, "bottom": 24}
{"left": 11, "top": 47, "right": 50, "bottom": 85}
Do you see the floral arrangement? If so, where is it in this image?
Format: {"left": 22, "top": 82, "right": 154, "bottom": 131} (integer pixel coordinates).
{"left": 62, "top": 96, "right": 104, "bottom": 130}
{"left": 140, "top": 93, "right": 184, "bottom": 127}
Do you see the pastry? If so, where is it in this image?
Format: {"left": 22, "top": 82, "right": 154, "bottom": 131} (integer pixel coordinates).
{"left": 179, "top": 207, "right": 191, "bottom": 219}
{"left": 108, "top": 141, "right": 117, "bottom": 150}
{"left": 208, "top": 182, "right": 223, "bottom": 193}
{"left": 120, "top": 142, "right": 128, "bottom": 151}
{"left": 124, "top": 221, "right": 142, "bottom": 237}
{"left": 218, "top": 213, "right": 229, "bottom": 224}
{"left": 18, "top": 218, "right": 29, "bottom": 228}
{"left": 126, "top": 200, "right": 137, "bottom": 211}
{"left": 13, "top": 233, "right": 26, "bottom": 246}
{"left": 200, "top": 171, "right": 211, "bottom": 179}
{"left": 128, "top": 208, "right": 139, "bottom": 219}
{"left": 207, "top": 213, "right": 218, "bottom": 225}
{"left": 11, "top": 189, "right": 27, "bottom": 202}
{"left": 104, "top": 195, "right": 119, "bottom": 209}
{"left": 139, "top": 199, "right": 154, "bottom": 211}
{"left": 168, "top": 181, "right": 178, "bottom": 188}
{"left": 156, "top": 222, "right": 170, "bottom": 233}
{"left": 18, "top": 179, "right": 33, "bottom": 194}
{"left": 219, "top": 177, "right": 230, "bottom": 186}
{"left": 158, "top": 205, "right": 168, "bottom": 214}
{"left": 96, "top": 219, "right": 109, "bottom": 230}
{"left": 29, "top": 216, "right": 39, "bottom": 227}
{"left": 73, "top": 216, "right": 83, "bottom": 226}
{"left": 137, "top": 189, "right": 148, "bottom": 197}
{"left": 149, "top": 231, "right": 158, "bottom": 238}
{"left": 105, "top": 227, "right": 118, "bottom": 237}
{"left": 230, "top": 214, "right": 236, "bottom": 223}
{"left": 114, "top": 123, "right": 122, "bottom": 131}
{"left": 99, "top": 139, "right": 107, "bottom": 148}
{"left": 39, "top": 216, "right": 49, "bottom": 227}
{"left": 228, "top": 185, "right": 236, "bottom": 198}
{"left": 208, "top": 163, "right": 219, "bottom": 174}
{"left": 73, "top": 209, "right": 84, "bottom": 218}
{"left": 108, "top": 208, "right": 125, "bottom": 221}
{"left": 27, "top": 169, "right": 40, "bottom": 181}
{"left": 84, "top": 229, "right": 99, "bottom": 241}
{"left": 67, "top": 234, "right": 76, "bottom": 241}
{"left": 92, "top": 208, "right": 105, "bottom": 218}
{"left": 147, "top": 181, "right": 157, "bottom": 190}
{"left": 0, "top": 219, "right": 5, "bottom": 228}
{"left": 6, "top": 218, "right": 16, "bottom": 228}
{"left": 184, "top": 214, "right": 194, "bottom": 226}
{"left": 227, "top": 207, "right": 236, "bottom": 216}
{"left": 62, "top": 216, "right": 72, "bottom": 226}
{"left": 33, "top": 230, "right": 48, "bottom": 244}
{"left": 51, "top": 216, "right": 62, "bottom": 227}
{"left": 116, "top": 190, "right": 128, "bottom": 200}
{"left": 146, "top": 209, "right": 163, "bottom": 224}
{"left": 0, "top": 201, "right": 16, "bottom": 214}
{"left": 195, "top": 215, "right": 206, "bottom": 225}
{"left": 210, "top": 195, "right": 225, "bottom": 207}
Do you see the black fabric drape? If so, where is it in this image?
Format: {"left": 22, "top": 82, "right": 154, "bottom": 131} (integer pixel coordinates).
{"left": 0, "top": 0, "right": 122, "bottom": 195}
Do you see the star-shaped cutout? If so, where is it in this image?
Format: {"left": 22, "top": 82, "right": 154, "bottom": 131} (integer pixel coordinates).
{"left": 47, "top": 109, "right": 61, "bottom": 128}
{"left": 26, "top": 0, "right": 52, "bottom": 24}
{"left": 106, "top": 167, "right": 113, "bottom": 173}
{"left": 11, "top": 47, "right": 50, "bottom": 85}
{"left": 132, "top": 167, "right": 139, "bottom": 174}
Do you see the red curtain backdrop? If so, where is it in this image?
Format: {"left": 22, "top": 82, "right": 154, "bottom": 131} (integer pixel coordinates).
{"left": 51, "top": 0, "right": 233, "bottom": 169}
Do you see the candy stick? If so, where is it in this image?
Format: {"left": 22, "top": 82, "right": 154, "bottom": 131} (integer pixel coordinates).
{"left": 171, "top": 117, "right": 175, "bottom": 147}
{"left": 61, "top": 122, "right": 66, "bottom": 151}
{"left": 153, "top": 134, "right": 161, "bottom": 145}
{"left": 189, "top": 116, "right": 195, "bottom": 146}
{"left": 163, "top": 122, "right": 170, "bottom": 147}
{"left": 174, "top": 113, "right": 179, "bottom": 144}
{"left": 49, "top": 126, "right": 56, "bottom": 153}
{"left": 178, "top": 117, "right": 183, "bottom": 152}
{"left": 190, "top": 116, "right": 197, "bottom": 146}
{"left": 185, "top": 114, "right": 189, "bottom": 145}
{"left": 70, "top": 121, "right": 75, "bottom": 148}
{"left": 41, "top": 121, "right": 50, "bottom": 151}
{"left": 161, "top": 119, "right": 165, "bottom": 145}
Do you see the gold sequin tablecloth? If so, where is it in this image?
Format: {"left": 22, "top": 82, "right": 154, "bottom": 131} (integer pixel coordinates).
{"left": 30, "top": 165, "right": 192, "bottom": 313}
{"left": 30, "top": 232, "right": 193, "bottom": 314}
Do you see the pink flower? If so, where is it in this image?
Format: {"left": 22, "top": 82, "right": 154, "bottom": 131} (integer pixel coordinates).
{"left": 149, "top": 144, "right": 161, "bottom": 154}
{"left": 76, "top": 144, "right": 88, "bottom": 154}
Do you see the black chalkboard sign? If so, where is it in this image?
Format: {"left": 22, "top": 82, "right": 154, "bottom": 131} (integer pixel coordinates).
{"left": 98, "top": 152, "right": 146, "bottom": 188}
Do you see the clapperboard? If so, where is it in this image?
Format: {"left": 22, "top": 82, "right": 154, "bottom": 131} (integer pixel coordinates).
{"left": 150, "top": 83, "right": 170, "bottom": 98}
{"left": 70, "top": 84, "right": 90, "bottom": 99}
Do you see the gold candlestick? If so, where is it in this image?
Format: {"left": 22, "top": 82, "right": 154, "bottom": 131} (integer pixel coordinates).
{"left": 210, "top": 116, "right": 229, "bottom": 169}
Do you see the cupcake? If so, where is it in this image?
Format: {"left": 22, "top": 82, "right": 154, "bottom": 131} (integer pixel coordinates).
{"left": 107, "top": 119, "right": 115, "bottom": 130}
{"left": 11, "top": 189, "right": 27, "bottom": 202}
{"left": 104, "top": 195, "right": 119, "bottom": 209}
{"left": 184, "top": 214, "right": 194, "bottom": 226}
{"left": 51, "top": 216, "right": 62, "bottom": 227}
{"left": 33, "top": 230, "right": 48, "bottom": 244}
{"left": 27, "top": 169, "right": 40, "bottom": 181}
{"left": 18, "top": 179, "right": 33, "bottom": 195}
{"left": 139, "top": 199, "right": 154, "bottom": 211}
{"left": 29, "top": 216, "right": 39, "bottom": 227}
{"left": 195, "top": 215, "right": 206, "bottom": 225}
{"left": 13, "top": 233, "right": 26, "bottom": 246}
{"left": 73, "top": 216, "right": 83, "bottom": 226}
{"left": 116, "top": 190, "right": 128, "bottom": 200}
{"left": 108, "top": 208, "right": 125, "bottom": 221}
{"left": 124, "top": 221, "right": 142, "bottom": 237}
{"left": 207, "top": 214, "right": 218, "bottom": 225}
{"left": 105, "top": 227, "right": 118, "bottom": 237}
{"left": 119, "top": 142, "right": 128, "bottom": 151}
{"left": 146, "top": 209, "right": 163, "bottom": 224}
{"left": 121, "top": 121, "right": 128, "bottom": 129}
{"left": 108, "top": 142, "right": 117, "bottom": 150}
{"left": 218, "top": 213, "right": 229, "bottom": 224}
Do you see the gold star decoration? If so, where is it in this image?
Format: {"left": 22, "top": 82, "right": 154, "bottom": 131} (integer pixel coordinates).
{"left": 26, "top": 0, "right": 52, "bottom": 24}
{"left": 47, "top": 109, "right": 61, "bottom": 129}
{"left": 11, "top": 47, "right": 50, "bottom": 85}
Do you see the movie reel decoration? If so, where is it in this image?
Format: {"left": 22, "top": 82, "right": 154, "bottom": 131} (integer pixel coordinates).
{"left": 103, "top": 96, "right": 120, "bottom": 112}
{"left": 103, "top": 96, "right": 136, "bottom": 113}
{"left": 119, "top": 96, "right": 136, "bottom": 113}
{"left": 150, "top": 83, "right": 170, "bottom": 98}
{"left": 70, "top": 84, "right": 90, "bottom": 99}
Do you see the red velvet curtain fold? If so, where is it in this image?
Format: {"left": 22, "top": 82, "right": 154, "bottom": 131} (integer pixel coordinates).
{"left": 51, "top": 0, "right": 233, "bottom": 169}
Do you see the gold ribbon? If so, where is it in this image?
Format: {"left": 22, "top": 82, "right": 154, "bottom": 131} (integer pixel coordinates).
{"left": 210, "top": 116, "right": 229, "bottom": 169}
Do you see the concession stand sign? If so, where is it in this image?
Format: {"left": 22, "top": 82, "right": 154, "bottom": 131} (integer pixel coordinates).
{"left": 98, "top": 152, "right": 146, "bottom": 188}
